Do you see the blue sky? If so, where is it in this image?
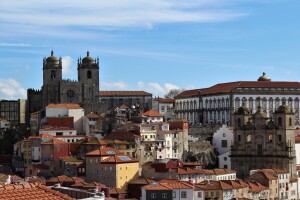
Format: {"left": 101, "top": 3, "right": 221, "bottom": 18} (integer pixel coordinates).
{"left": 1, "top": 0, "right": 300, "bottom": 99}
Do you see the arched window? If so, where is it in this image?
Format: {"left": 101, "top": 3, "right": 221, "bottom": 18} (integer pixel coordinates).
{"left": 278, "top": 117, "right": 282, "bottom": 126}
{"left": 237, "top": 118, "right": 241, "bottom": 127}
{"left": 268, "top": 134, "right": 273, "bottom": 142}
{"left": 51, "top": 70, "right": 56, "bottom": 79}
{"left": 87, "top": 70, "right": 92, "bottom": 79}
{"left": 247, "top": 134, "right": 251, "bottom": 142}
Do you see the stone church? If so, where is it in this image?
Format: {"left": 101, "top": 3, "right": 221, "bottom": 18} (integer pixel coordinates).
{"left": 231, "top": 103, "right": 296, "bottom": 178}
{"left": 27, "top": 51, "right": 99, "bottom": 115}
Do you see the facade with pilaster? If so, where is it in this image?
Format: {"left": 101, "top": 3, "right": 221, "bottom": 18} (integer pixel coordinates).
{"left": 175, "top": 73, "right": 300, "bottom": 126}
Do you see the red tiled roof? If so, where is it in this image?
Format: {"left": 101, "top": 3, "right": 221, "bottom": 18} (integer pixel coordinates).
{"left": 119, "top": 104, "right": 129, "bottom": 109}
{"left": 0, "top": 118, "right": 9, "bottom": 122}
{"left": 295, "top": 136, "right": 300, "bottom": 143}
{"left": 212, "top": 168, "right": 237, "bottom": 175}
{"left": 247, "top": 181, "right": 268, "bottom": 192}
{"left": 104, "top": 131, "right": 139, "bottom": 143}
{"left": 46, "top": 104, "right": 82, "bottom": 109}
{"left": 86, "top": 112, "right": 100, "bottom": 119}
{"left": 42, "top": 138, "right": 67, "bottom": 145}
{"left": 140, "top": 110, "right": 164, "bottom": 117}
{"left": 99, "top": 91, "right": 152, "bottom": 96}
{"left": 0, "top": 183, "right": 74, "bottom": 200}
{"left": 86, "top": 147, "right": 123, "bottom": 157}
{"left": 246, "top": 171, "right": 277, "bottom": 183}
{"left": 40, "top": 127, "right": 75, "bottom": 131}
{"left": 28, "top": 133, "right": 54, "bottom": 139}
{"left": 47, "top": 176, "right": 83, "bottom": 183}
{"left": 159, "top": 181, "right": 193, "bottom": 189}
{"left": 261, "top": 168, "right": 289, "bottom": 174}
{"left": 196, "top": 180, "right": 233, "bottom": 190}
{"left": 176, "top": 81, "right": 300, "bottom": 98}
{"left": 143, "top": 182, "right": 172, "bottom": 191}
{"left": 101, "top": 155, "right": 138, "bottom": 164}
{"left": 175, "top": 89, "right": 200, "bottom": 98}
{"left": 153, "top": 98, "right": 175, "bottom": 103}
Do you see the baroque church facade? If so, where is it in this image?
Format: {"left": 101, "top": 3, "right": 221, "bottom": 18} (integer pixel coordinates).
{"left": 231, "top": 103, "right": 296, "bottom": 178}
{"left": 27, "top": 51, "right": 99, "bottom": 115}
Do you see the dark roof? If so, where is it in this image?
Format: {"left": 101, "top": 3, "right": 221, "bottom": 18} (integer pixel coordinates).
{"left": 176, "top": 81, "right": 300, "bottom": 98}
{"left": 99, "top": 91, "right": 152, "bottom": 97}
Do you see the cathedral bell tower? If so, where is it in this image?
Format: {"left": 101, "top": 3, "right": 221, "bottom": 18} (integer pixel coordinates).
{"left": 42, "top": 51, "right": 62, "bottom": 107}
{"left": 78, "top": 51, "right": 99, "bottom": 104}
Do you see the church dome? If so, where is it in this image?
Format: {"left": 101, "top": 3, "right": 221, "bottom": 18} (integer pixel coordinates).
{"left": 276, "top": 104, "right": 292, "bottom": 113}
{"left": 257, "top": 72, "right": 271, "bottom": 81}
{"left": 237, "top": 105, "right": 250, "bottom": 115}
{"left": 82, "top": 51, "right": 95, "bottom": 64}
{"left": 46, "top": 51, "right": 59, "bottom": 65}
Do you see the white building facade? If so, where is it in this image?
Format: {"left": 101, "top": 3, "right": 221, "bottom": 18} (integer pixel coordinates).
{"left": 175, "top": 73, "right": 300, "bottom": 126}
{"left": 45, "top": 103, "right": 85, "bottom": 134}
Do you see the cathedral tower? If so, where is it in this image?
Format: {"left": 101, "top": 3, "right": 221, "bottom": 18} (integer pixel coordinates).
{"left": 78, "top": 51, "right": 99, "bottom": 103}
{"left": 42, "top": 51, "right": 62, "bottom": 107}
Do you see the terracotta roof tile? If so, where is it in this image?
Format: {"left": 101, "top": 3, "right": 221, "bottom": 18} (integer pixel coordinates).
{"left": 119, "top": 104, "right": 129, "bottom": 109}
{"left": 153, "top": 98, "right": 175, "bottom": 103}
{"left": 143, "top": 182, "right": 172, "bottom": 191}
{"left": 212, "top": 168, "right": 237, "bottom": 175}
{"left": 86, "top": 112, "right": 100, "bottom": 119}
{"left": 295, "top": 136, "right": 300, "bottom": 143}
{"left": 196, "top": 180, "right": 233, "bottom": 190}
{"left": 246, "top": 181, "right": 268, "bottom": 192}
{"left": 28, "top": 133, "right": 54, "bottom": 139}
{"left": 42, "top": 138, "right": 67, "bottom": 145}
{"left": 140, "top": 110, "right": 164, "bottom": 117}
{"left": 104, "top": 131, "right": 139, "bottom": 143}
{"left": 0, "top": 183, "right": 74, "bottom": 200}
{"left": 86, "top": 147, "right": 123, "bottom": 157}
{"left": 99, "top": 91, "right": 152, "bottom": 97}
{"left": 101, "top": 155, "right": 138, "bottom": 163}
{"left": 40, "top": 127, "right": 75, "bottom": 131}
{"left": 246, "top": 171, "right": 277, "bottom": 184}
{"left": 176, "top": 81, "right": 300, "bottom": 98}
{"left": 46, "top": 104, "right": 82, "bottom": 109}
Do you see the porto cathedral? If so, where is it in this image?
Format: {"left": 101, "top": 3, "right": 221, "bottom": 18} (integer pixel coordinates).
{"left": 27, "top": 51, "right": 99, "bottom": 115}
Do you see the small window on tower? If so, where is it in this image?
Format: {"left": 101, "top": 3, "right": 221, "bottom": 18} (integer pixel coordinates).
{"left": 51, "top": 70, "right": 56, "bottom": 79}
{"left": 87, "top": 70, "right": 92, "bottom": 79}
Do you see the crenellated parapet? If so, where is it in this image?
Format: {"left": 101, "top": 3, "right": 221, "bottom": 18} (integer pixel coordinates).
{"left": 27, "top": 88, "right": 42, "bottom": 94}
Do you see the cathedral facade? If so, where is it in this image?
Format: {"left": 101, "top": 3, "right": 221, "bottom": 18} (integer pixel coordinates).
{"left": 27, "top": 51, "right": 99, "bottom": 114}
{"left": 231, "top": 103, "right": 296, "bottom": 178}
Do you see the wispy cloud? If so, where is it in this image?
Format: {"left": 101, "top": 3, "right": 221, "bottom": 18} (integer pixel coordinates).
{"left": 62, "top": 56, "right": 73, "bottom": 74}
{"left": 0, "top": 1, "right": 246, "bottom": 30}
{"left": 0, "top": 78, "right": 26, "bottom": 99}
{"left": 137, "top": 81, "right": 184, "bottom": 97}
{"left": 0, "top": 43, "right": 31, "bottom": 47}
{"left": 102, "top": 81, "right": 128, "bottom": 89}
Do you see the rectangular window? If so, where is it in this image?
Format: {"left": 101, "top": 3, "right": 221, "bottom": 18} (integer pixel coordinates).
{"left": 238, "top": 135, "right": 241, "bottom": 142}
{"left": 151, "top": 193, "right": 156, "bottom": 198}
{"left": 172, "top": 191, "right": 176, "bottom": 198}
{"left": 257, "top": 144, "right": 263, "bottom": 155}
{"left": 181, "top": 191, "right": 187, "bottom": 198}
{"left": 167, "top": 106, "right": 170, "bottom": 112}
{"left": 161, "top": 106, "right": 165, "bottom": 112}
{"left": 198, "top": 192, "right": 202, "bottom": 198}
{"left": 221, "top": 140, "right": 227, "bottom": 148}
{"left": 162, "top": 193, "right": 167, "bottom": 198}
